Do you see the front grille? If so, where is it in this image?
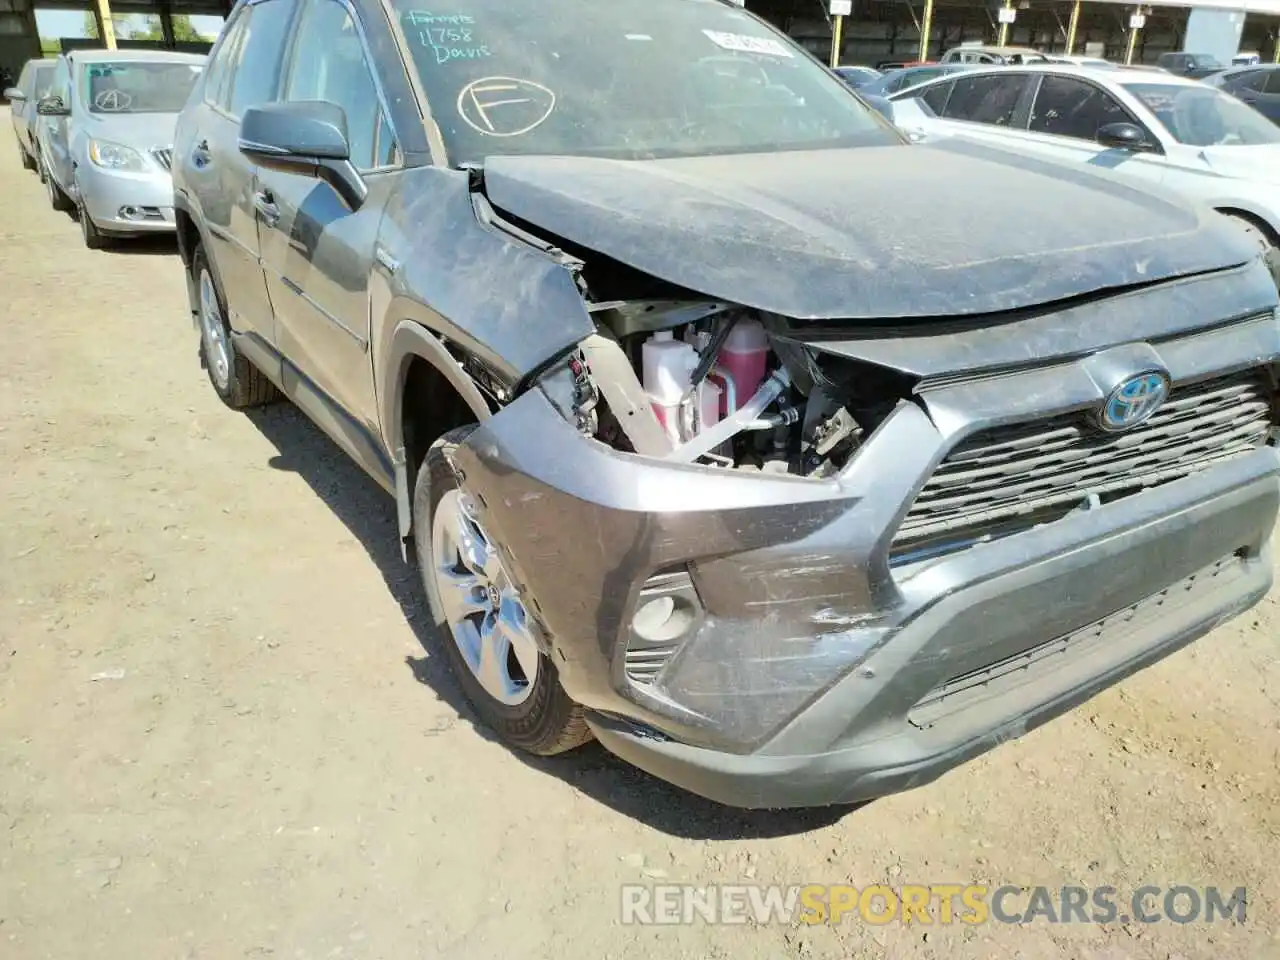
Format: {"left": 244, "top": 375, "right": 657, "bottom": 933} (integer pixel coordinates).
{"left": 893, "top": 369, "right": 1273, "bottom": 560}
{"left": 151, "top": 147, "right": 173, "bottom": 171}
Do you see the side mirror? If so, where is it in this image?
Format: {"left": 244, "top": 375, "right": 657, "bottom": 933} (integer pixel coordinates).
{"left": 861, "top": 93, "right": 894, "bottom": 123}
{"left": 4, "top": 87, "right": 25, "bottom": 102}
{"left": 1096, "top": 121, "right": 1154, "bottom": 152}
{"left": 238, "top": 100, "right": 367, "bottom": 210}
{"left": 36, "top": 94, "right": 70, "bottom": 116}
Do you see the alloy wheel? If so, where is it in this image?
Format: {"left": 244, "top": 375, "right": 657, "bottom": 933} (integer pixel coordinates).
{"left": 431, "top": 488, "right": 540, "bottom": 706}
{"left": 197, "top": 268, "right": 231, "bottom": 392}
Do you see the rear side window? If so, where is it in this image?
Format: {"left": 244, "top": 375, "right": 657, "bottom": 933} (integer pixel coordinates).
{"left": 1028, "top": 75, "right": 1130, "bottom": 140}
{"left": 227, "top": 0, "right": 298, "bottom": 118}
{"left": 944, "top": 74, "right": 1027, "bottom": 125}
{"left": 1234, "top": 70, "right": 1267, "bottom": 92}
{"left": 1265, "top": 71, "right": 1280, "bottom": 94}
{"left": 920, "top": 79, "right": 954, "bottom": 114}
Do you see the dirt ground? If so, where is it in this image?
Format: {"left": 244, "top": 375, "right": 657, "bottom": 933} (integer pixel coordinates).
{"left": 1, "top": 113, "right": 1279, "bottom": 960}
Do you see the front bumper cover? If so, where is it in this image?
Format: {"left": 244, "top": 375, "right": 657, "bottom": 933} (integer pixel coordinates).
{"left": 448, "top": 289, "right": 1280, "bottom": 808}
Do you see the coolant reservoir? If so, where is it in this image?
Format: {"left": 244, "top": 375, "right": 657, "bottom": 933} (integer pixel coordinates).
{"left": 717, "top": 319, "right": 769, "bottom": 412}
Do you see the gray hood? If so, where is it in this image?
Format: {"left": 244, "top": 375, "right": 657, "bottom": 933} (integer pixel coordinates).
{"left": 482, "top": 137, "right": 1257, "bottom": 320}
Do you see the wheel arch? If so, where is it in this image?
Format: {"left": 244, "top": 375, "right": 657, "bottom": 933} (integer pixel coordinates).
{"left": 381, "top": 317, "right": 494, "bottom": 558}
{"left": 1212, "top": 204, "right": 1280, "bottom": 247}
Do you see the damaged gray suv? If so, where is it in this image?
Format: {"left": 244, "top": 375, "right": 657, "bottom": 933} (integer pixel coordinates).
{"left": 173, "top": 0, "right": 1280, "bottom": 808}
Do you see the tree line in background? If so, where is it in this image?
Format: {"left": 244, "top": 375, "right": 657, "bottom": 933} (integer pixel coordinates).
{"left": 40, "top": 12, "right": 210, "bottom": 53}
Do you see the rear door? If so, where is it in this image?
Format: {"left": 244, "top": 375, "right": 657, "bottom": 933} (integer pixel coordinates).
{"left": 907, "top": 71, "right": 1033, "bottom": 143}
{"left": 255, "top": 0, "right": 400, "bottom": 430}
{"left": 183, "top": 0, "right": 299, "bottom": 349}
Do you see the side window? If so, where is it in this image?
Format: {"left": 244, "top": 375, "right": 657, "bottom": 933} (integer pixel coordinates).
{"left": 944, "top": 74, "right": 1028, "bottom": 125}
{"left": 1028, "top": 76, "right": 1131, "bottom": 140}
{"left": 204, "top": 8, "right": 249, "bottom": 110}
{"left": 1264, "top": 72, "right": 1280, "bottom": 95}
{"left": 1234, "top": 70, "right": 1266, "bottom": 92}
{"left": 284, "top": 0, "right": 394, "bottom": 170}
{"left": 920, "top": 79, "right": 954, "bottom": 114}
{"left": 227, "top": 0, "right": 298, "bottom": 118}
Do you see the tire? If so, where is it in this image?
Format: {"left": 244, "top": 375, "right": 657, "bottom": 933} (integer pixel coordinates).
{"left": 18, "top": 137, "right": 35, "bottom": 172}
{"left": 78, "top": 197, "right": 108, "bottom": 250}
{"left": 192, "top": 243, "right": 279, "bottom": 409}
{"left": 43, "top": 156, "right": 72, "bottom": 212}
{"left": 414, "top": 425, "right": 591, "bottom": 756}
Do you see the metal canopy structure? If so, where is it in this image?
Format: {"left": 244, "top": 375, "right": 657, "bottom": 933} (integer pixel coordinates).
{"left": 1, "top": 0, "right": 231, "bottom": 79}
{"left": 748, "top": 0, "right": 1280, "bottom": 67}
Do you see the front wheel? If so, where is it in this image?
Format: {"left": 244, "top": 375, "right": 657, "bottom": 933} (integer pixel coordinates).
{"left": 43, "top": 156, "right": 72, "bottom": 212}
{"left": 414, "top": 426, "right": 591, "bottom": 756}
{"left": 192, "top": 244, "right": 279, "bottom": 409}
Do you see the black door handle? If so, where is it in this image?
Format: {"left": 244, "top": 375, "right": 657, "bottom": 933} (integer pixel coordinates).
{"left": 253, "top": 190, "right": 280, "bottom": 228}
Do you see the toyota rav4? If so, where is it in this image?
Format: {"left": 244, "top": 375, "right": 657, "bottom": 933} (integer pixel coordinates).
{"left": 172, "top": 0, "right": 1280, "bottom": 808}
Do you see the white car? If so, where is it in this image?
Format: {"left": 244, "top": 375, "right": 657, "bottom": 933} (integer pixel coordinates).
{"left": 888, "top": 65, "right": 1280, "bottom": 248}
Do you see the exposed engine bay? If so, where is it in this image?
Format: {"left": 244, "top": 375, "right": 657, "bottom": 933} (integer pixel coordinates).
{"left": 537, "top": 300, "right": 903, "bottom": 478}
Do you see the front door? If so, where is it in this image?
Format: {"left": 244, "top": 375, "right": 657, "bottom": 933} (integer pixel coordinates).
{"left": 257, "top": 0, "right": 400, "bottom": 431}
{"left": 43, "top": 57, "right": 73, "bottom": 190}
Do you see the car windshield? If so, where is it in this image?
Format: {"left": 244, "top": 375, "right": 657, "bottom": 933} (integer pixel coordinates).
{"left": 391, "top": 0, "right": 897, "bottom": 164}
{"left": 81, "top": 60, "right": 202, "bottom": 114}
{"left": 1122, "top": 81, "right": 1280, "bottom": 146}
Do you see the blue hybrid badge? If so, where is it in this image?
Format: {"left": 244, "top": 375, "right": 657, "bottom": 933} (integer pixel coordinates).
{"left": 1099, "top": 371, "right": 1169, "bottom": 432}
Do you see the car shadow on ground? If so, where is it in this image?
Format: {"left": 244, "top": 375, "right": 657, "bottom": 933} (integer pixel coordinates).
{"left": 245, "top": 402, "right": 860, "bottom": 839}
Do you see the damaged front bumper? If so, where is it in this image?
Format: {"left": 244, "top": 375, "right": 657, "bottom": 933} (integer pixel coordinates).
{"left": 448, "top": 303, "right": 1280, "bottom": 808}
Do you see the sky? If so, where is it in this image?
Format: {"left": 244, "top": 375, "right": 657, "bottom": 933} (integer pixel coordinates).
{"left": 34, "top": 8, "right": 226, "bottom": 41}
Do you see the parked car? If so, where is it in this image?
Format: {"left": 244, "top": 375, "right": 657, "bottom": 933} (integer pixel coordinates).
{"left": 1231, "top": 52, "right": 1262, "bottom": 67}
{"left": 1205, "top": 64, "right": 1280, "bottom": 124}
{"left": 940, "top": 45, "right": 1048, "bottom": 65}
{"left": 833, "top": 65, "right": 881, "bottom": 89}
{"left": 1156, "top": 51, "right": 1225, "bottom": 79}
{"left": 4, "top": 57, "right": 55, "bottom": 171}
{"left": 859, "top": 62, "right": 974, "bottom": 98}
{"left": 175, "top": 0, "right": 1279, "bottom": 810}
{"left": 35, "top": 49, "right": 205, "bottom": 249}
{"left": 888, "top": 65, "right": 1280, "bottom": 247}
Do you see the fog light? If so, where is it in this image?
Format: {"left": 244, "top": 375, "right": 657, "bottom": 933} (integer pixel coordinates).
{"left": 625, "top": 569, "right": 704, "bottom": 686}
{"left": 119, "top": 205, "right": 141, "bottom": 220}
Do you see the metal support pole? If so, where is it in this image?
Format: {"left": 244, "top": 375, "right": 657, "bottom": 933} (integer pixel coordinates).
{"left": 1066, "top": 0, "right": 1081, "bottom": 54}
{"left": 1125, "top": 10, "right": 1140, "bottom": 64}
{"left": 95, "top": 0, "right": 117, "bottom": 49}
{"left": 829, "top": 14, "right": 844, "bottom": 68}
{"left": 998, "top": 0, "right": 1013, "bottom": 47}
{"left": 160, "top": 0, "right": 176, "bottom": 47}
{"left": 919, "top": 0, "right": 935, "bottom": 61}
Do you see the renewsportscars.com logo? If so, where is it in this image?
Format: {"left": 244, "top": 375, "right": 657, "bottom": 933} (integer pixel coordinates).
{"left": 620, "top": 884, "right": 1248, "bottom": 927}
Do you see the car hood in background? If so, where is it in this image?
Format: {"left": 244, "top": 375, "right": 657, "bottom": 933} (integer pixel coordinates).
{"left": 84, "top": 110, "right": 181, "bottom": 150}
{"left": 1197, "top": 143, "right": 1280, "bottom": 184}
{"left": 482, "top": 138, "right": 1255, "bottom": 320}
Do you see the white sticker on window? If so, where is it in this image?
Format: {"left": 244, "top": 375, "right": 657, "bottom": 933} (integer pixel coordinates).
{"left": 702, "top": 30, "right": 794, "bottom": 58}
